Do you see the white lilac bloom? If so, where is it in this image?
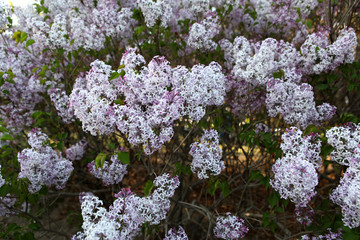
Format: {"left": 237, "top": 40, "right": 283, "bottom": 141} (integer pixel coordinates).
{"left": 213, "top": 212, "right": 249, "bottom": 239}
{"left": 326, "top": 122, "right": 360, "bottom": 166}
{"left": 49, "top": 87, "right": 75, "bottom": 124}
{"left": 88, "top": 154, "right": 128, "bottom": 186}
{"left": 69, "top": 60, "right": 118, "bottom": 136}
{"left": 17, "top": 129, "right": 73, "bottom": 193}
{"left": 74, "top": 174, "right": 180, "bottom": 239}
{"left": 266, "top": 79, "right": 336, "bottom": 129}
{"left": 172, "top": 62, "right": 226, "bottom": 121}
{"left": 271, "top": 127, "right": 320, "bottom": 223}
{"left": 300, "top": 28, "right": 357, "bottom": 75}
{"left": 189, "top": 129, "right": 225, "bottom": 179}
{"left": 186, "top": 13, "right": 220, "bottom": 52}
{"left": 164, "top": 226, "right": 188, "bottom": 240}
{"left": 66, "top": 138, "right": 88, "bottom": 161}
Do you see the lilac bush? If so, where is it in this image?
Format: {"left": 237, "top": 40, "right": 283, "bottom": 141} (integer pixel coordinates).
{"left": 0, "top": 0, "right": 359, "bottom": 239}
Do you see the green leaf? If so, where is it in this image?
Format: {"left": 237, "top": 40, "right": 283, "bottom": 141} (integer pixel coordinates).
{"left": 109, "top": 72, "right": 120, "bottom": 80}
{"left": 317, "top": 83, "right": 328, "bottom": 90}
{"left": 275, "top": 206, "right": 284, "bottom": 213}
{"left": 114, "top": 99, "right": 124, "bottom": 105}
{"left": 208, "top": 179, "right": 219, "bottom": 196}
{"left": 306, "top": 19, "right": 313, "bottom": 28}
{"left": 117, "top": 151, "right": 130, "bottom": 165}
{"left": 268, "top": 193, "right": 279, "bottom": 209}
{"left": 0, "top": 134, "right": 13, "bottom": 141}
{"left": 0, "top": 126, "right": 9, "bottom": 132}
{"left": 135, "top": 26, "right": 146, "bottom": 36}
{"left": 95, "top": 152, "right": 107, "bottom": 169}
{"left": 26, "top": 39, "right": 35, "bottom": 47}
{"left": 262, "top": 212, "right": 270, "bottom": 227}
{"left": 0, "top": 184, "right": 11, "bottom": 197}
{"left": 249, "top": 170, "right": 264, "bottom": 181}
{"left": 144, "top": 180, "right": 154, "bottom": 196}
{"left": 20, "top": 32, "right": 28, "bottom": 43}
{"left": 219, "top": 181, "right": 230, "bottom": 198}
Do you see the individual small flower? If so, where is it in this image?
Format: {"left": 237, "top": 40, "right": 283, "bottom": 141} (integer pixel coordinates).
{"left": 88, "top": 154, "right": 128, "bottom": 186}
{"left": 164, "top": 226, "right": 188, "bottom": 240}
{"left": 214, "top": 212, "right": 249, "bottom": 239}
{"left": 189, "top": 129, "right": 225, "bottom": 179}
{"left": 66, "top": 138, "right": 88, "bottom": 161}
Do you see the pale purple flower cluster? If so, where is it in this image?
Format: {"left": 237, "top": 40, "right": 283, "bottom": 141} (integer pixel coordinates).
{"left": 66, "top": 138, "right": 88, "bottom": 161}
{"left": 189, "top": 129, "right": 225, "bottom": 179}
{"left": 69, "top": 60, "right": 118, "bottom": 135}
{"left": 271, "top": 127, "right": 320, "bottom": 209}
{"left": 330, "top": 165, "right": 360, "bottom": 228}
{"left": 186, "top": 13, "right": 220, "bottom": 52}
{"left": 17, "top": 129, "right": 74, "bottom": 193}
{"left": 0, "top": 194, "right": 16, "bottom": 217}
{"left": 88, "top": 154, "right": 128, "bottom": 186}
{"left": 294, "top": 205, "right": 315, "bottom": 226}
{"left": 266, "top": 79, "right": 336, "bottom": 129}
{"left": 0, "top": 0, "right": 10, "bottom": 29}
{"left": 300, "top": 229, "right": 342, "bottom": 240}
{"left": 172, "top": 62, "right": 226, "bottom": 121}
{"left": 164, "top": 226, "right": 188, "bottom": 240}
{"left": 74, "top": 174, "right": 180, "bottom": 239}
{"left": 301, "top": 28, "right": 357, "bottom": 75}
{"left": 326, "top": 122, "right": 360, "bottom": 166}
{"left": 213, "top": 212, "right": 248, "bottom": 239}
{"left": 49, "top": 88, "right": 75, "bottom": 124}
{"left": 114, "top": 51, "right": 183, "bottom": 154}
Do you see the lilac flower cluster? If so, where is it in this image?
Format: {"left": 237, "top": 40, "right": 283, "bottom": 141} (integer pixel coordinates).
{"left": 213, "top": 212, "right": 249, "bottom": 239}
{"left": 17, "top": 129, "right": 74, "bottom": 193}
{"left": 326, "top": 122, "right": 360, "bottom": 166}
{"left": 220, "top": 27, "right": 353, "bottom": 127}
{"left": 66, "top": 138, "right": 88, "bottom": 161}
{"left": 189, "top": 129, "right": 225, "bottom": 179}
{"left": 69, "top": 60, "right": 118, "bottom": 135}
{"left": 330, "top": 165, "right": 360, "bottom": 228}
{"left": 172, "top": 62, "right": 226, "bottom": 121}
{"left": 164, "top": 226, "right": 188, "bottom": 240}
{"left": 271, "top": 127, "right": 320, "bottom": 209}
{"left": 186, "top": 13, "right": 220, "bottom": 52}
{"left": 301, "top": 28, "right": 357, "bottom": 75}
{"left": 295, "top": 205, "right": 315, "bottom": 226}
{"left": 88, "top": 154, "right": 128, "bottom": 186}
{"left": 300, "top": 229, "right": 342, "bottom": 240}
{"left": 49, "top": 88, "right": 75, "bottom": 124}
{"left": 0, "top": 194, "right": 16, "bottom": 217}
{"left": 0, "top": 0, "right": 10, "bottom": 29}
{"left": 74, "top": 174, "right": 180, "bottom": 239}
{"left": 266, "top": 79, "right": 336, "bottom": 129}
